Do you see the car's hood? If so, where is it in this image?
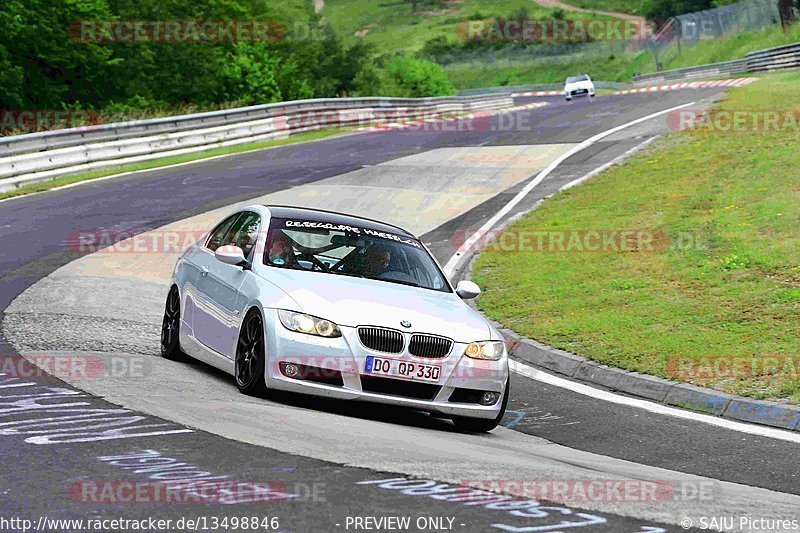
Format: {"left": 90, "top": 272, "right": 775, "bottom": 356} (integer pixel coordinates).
{"left": 259, "top": 268, "right": 492, "bottom": 342}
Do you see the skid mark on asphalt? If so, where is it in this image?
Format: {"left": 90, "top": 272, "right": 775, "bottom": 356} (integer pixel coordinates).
{"left": 503, "top": 407, "right": 581, "bottom": 430}
{"left": 502, "top": 410, "right": 526, "bottom": 429}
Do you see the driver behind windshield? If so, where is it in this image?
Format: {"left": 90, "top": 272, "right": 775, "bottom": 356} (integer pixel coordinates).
{"left": 267, "top": 232, "right": 296, "bottom": 267}
{"left": 360, "top": 245, "right": 391, "bottom": 278}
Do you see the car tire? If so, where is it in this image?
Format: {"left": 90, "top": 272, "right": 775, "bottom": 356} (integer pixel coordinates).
{"left": 160, "top": 286, "right": 190, "bottom": 362}
{"left": 565, "top": 97, "right": 572, "bottom": 101}
{"left": 235, "top": 309, "right": 267, "bottom": 396}
{"left": 452, "top": 382, "right": 510, "bottom": 433}
{"left": 590, "top": 93, "right": 596, "bottom": 98}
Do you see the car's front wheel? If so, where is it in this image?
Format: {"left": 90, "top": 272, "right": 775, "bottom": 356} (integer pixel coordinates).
{"left": 161, "top": 286, "right": 189, "bottom": 362}
{"left": 452, "top": 382, "right": 510, "bottom": 433}
{"left": 235, "top": 309, "right": 267, "bottom": 396}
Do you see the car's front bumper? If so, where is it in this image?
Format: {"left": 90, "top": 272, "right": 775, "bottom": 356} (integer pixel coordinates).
{"left": 263, "top": 310, "right": 509, "bottom": 420}
{"left": 565, "top": 88, "right": 595, "bottom": 98}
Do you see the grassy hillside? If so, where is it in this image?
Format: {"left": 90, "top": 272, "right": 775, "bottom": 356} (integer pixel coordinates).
{"left": 270, "top": 0, "right": 316, "bottom": 22}
{"left": 559, "top": 0, "right": 647, "bottom": 15}
{"left": 321, "top": 0, "right": 612, "bottom": 53}
{"left": 444, "top": 45, "right": 647, "bottom": 88}
{"left": 445, "top": 21, "right": 800, "bottom": 89}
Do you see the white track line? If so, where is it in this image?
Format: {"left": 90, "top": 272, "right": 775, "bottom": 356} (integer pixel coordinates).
{"left": 510, "top": 360, "right": 800, "bottom": 443}
{"left": 442, "top": 101, "right": 696, "bottom": 276}
{"left": 559, "top": 136, "right": 658, "bottom": 192}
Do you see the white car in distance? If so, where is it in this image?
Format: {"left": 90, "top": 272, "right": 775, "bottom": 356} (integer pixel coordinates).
{"left": 564, "top": 74, "right": 596, "bottom": 101}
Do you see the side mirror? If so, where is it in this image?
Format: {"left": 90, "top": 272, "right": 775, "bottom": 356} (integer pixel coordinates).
{"left": 215, "top": 245, "right": 248, "bottom": 268}
{"left": 455, "top": 280, "right": 481, "bottom": 300}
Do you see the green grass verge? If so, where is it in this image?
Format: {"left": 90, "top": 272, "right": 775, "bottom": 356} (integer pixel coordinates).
{"left": 472, "top": 72, "right": 800, "bottom": 403}
{"left": 445, "top": 48, "right": 648, "bottom": 88}
{"left": 0, "top": 128, "right": 354, "bottom": 201}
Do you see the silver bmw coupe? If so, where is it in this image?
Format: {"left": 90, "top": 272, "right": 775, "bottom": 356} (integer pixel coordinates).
{"left": 161, "top": 205, "right": 509, "bottom": 432}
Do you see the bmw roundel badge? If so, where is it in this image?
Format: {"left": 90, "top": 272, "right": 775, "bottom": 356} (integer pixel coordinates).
{"left": 401, "top": 320, "right": 412, "bottom": 329}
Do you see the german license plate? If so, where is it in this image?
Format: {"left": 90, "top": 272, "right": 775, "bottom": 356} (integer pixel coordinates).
{"left": 365, "top": 356, "right": 440, "bottom": 383}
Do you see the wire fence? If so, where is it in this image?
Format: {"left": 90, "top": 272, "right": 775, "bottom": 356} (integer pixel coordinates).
{"left": 674, "top": 0, "right": 781, "bottom": 42}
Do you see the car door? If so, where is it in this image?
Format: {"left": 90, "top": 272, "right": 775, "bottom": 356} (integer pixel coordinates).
{"left": 186, "top": 213, "right": 240, "bottom": 338}
{"left": 194, "top": 211, "right": 260, "bottom": 358}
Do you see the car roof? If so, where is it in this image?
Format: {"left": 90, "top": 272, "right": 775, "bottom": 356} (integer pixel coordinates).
{"left": 263, "top": 205, "right": 416, "bottom": 238}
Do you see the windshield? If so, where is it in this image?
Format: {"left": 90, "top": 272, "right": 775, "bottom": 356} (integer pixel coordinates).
{"left": 566, "top": 75, "right": 589, "bottom": 83}
{"left": 263, "top": 218, "right": 451, "bottom": 292}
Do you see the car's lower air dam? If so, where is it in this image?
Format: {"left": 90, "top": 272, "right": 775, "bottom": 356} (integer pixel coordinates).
{"left": 360, "top": 375, "right": 441, "bottom": 401}
{"left": 279, "top": 362, "right": 344, "bottom": 387}
{"left": 449, "top": 388, "right": 500, "bottom": 405}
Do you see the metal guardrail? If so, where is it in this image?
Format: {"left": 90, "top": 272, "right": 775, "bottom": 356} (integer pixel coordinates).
{"left": 633, "top": 41, "right": 800, "bottom": 85}
{"left": 459, "top": 84, "right": 561, "bottom": 97}
{"left": 0, "top": 94, "right": 512, "bottom": 191}
{"left": 632, "top": 59, "right": 748, "bottom": 85}
{"left": 0, "top": 95, "right": 506, "bottom": 158}
{"left": 745, "top": 41, "right": 800, "bottom": 72}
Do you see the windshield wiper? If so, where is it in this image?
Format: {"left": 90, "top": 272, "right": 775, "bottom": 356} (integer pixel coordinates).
{"left": 334, "top": 270, "right": 366, "bottom": 279}
{"left": 385, "top": 279, "right": 420, "bottom": 288}
{"left": 331, "top": 270, "right": 420, "bottom": 287}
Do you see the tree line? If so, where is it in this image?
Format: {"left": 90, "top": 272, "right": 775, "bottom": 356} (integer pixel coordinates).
{"left": 0, "top": 0, "right": 455, "bottom": 125}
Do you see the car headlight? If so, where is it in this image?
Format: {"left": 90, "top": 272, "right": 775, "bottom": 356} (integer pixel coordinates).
{"left": 278, "top": 310, "right": 342, "bottom": 338}
{"left": 464, "top": 340, "right": 505, "bottom": 361}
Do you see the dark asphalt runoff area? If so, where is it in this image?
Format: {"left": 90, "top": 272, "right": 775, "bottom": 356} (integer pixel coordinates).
{"left": 0, "top": 89, "right": 746, "bottom": 532}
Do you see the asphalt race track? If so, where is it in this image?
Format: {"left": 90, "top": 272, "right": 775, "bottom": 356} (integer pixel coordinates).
{"left": 2, "top": 90, "right": 798, "bottom": 532}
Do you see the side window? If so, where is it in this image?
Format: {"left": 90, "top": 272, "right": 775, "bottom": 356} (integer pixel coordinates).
{"left": 205, "top": 214, "right": 241, "bottom": 252}
{"left": 228, "top": 211, "right": 261, "bottom": 259}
